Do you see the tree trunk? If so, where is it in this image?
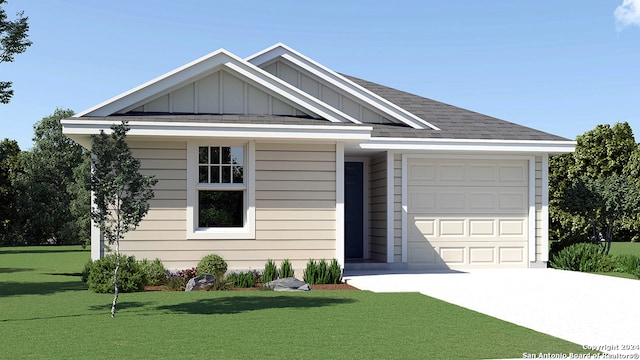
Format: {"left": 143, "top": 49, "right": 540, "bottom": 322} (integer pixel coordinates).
{"left": 111, "top": 240, "right": 120, "bottom": 318}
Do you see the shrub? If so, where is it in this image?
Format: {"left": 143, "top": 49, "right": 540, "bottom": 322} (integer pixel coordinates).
{"left": 328, "top": 258, "right": 342, "bottom": 284}
{"left": 303, "top": 259, "right": 317, "bottom": 285}
{"left": 228, "top": 270, "right": 261, "bottom": 288}
{"left": 165, "top": 267, "right": 197, "bottom": 291}
{"left": 550, "top": 243, "right": 616, "bottom": 273}
{"left": 84, "top": 254, "right": 145, "bottom": 293}
{"left": 279, "top": 259, "right": 294, "bottom": 278}
{"left": 263, "top": 259, "right": 277, "bottom": 283}
{"left": 613, "top": 254, "right": 640, "bottom": 278}
{"left": 197, "top": 253, "right": 228, "bottom": 277}
{"left": 317, "top": 259, "right": 330, "bottom": 284}
{"left": 140, "top": 258, "right": 168, "bottom": 286}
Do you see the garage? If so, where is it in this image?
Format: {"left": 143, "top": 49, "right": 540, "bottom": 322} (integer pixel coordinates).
{"left": 405, "top": 157, "right": 530, "bottom": 269}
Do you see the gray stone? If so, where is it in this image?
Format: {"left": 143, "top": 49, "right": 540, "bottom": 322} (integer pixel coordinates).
{"left": 264, "top": 277, "right": 311, "bottom": 291}
{"left": 185, "top": 274, "right": 215, "bottom": 291}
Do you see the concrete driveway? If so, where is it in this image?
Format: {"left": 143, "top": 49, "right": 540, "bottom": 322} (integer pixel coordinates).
{"left": 344, "top": 268, "right": 640, "bottom": 355}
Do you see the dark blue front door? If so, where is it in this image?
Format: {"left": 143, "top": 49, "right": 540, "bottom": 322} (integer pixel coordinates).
{"left": 345, "top": 162, "right": 364, "bottom": 259}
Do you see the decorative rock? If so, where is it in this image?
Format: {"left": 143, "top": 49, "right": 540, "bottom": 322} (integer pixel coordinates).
{"left": 264, "top": 277, "right": 311, "bottom": 291}
{"left": 185, "top": 274, "right": 215, "bottom": 291}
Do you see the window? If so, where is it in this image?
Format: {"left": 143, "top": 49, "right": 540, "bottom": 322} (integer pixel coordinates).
{"left": 187, "top": 142, "right": 255, "bottom": 239}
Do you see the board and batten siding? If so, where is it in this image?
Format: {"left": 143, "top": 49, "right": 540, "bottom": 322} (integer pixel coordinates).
{"left": 369, "top": 153, "right": 387, "bottom": 262}
{"left": 115, "top": 141, "right": 336, "bottom": 273}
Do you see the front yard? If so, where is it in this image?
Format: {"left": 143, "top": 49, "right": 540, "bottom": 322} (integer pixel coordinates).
{"left": 0, "top": 246, "right": 591, "bottom": 359}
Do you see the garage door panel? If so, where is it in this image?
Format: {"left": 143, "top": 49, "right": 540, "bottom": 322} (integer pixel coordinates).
{"left": 407, "top": 158, "right": 529, "bottom": 269}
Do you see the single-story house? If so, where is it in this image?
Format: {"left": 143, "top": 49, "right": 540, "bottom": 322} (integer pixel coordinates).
{"left": 62, "top": 43, "right": 575, "bottom": 273}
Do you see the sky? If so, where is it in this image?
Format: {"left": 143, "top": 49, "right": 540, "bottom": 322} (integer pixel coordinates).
{"left": 2, "top": 0, "right": 640, "bottom": 150}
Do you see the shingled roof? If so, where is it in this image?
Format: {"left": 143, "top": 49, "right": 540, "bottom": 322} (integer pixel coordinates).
{"left": 344, "top": 75, "right": 569, "bottom": 142}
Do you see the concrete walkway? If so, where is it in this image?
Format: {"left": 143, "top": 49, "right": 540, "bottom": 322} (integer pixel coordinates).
{"left": 344, "top": 268, "right": 640, "bottom": 355}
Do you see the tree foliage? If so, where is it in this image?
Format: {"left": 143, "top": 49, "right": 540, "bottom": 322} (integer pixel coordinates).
{"left": 10, "top": 108, "right": 90, "bottom": 245}
{"left": 90, "top": 121, "right": 157, "bottom": 317}
{"left": 550, "top": 122, "right": 640, "bottom": 252}
{"left": 0, "top": 0, "right": 32, "bottom": 103}
{"left": 0, "top": 138, "right": 20, "bottom": 242}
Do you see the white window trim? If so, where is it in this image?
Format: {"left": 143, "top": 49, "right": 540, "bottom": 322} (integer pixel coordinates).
{"left": 186, "top": 140, "right": 255, "bottom": 239}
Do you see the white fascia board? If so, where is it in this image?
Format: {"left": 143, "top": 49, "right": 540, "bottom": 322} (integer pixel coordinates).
{"left": 77, "top": 49, "right": 235, "bottom": 117}
{"left": 359, "top": 137, "right": 576, "bottom": 153}
{"left": 246, "top": 43, "right": 439, "bottom": 131}
{"left": 222, "top": 62, "right": 362, "bottom": 124}
{"left": 61, "top": 119, "right": 372, "bottom": 141}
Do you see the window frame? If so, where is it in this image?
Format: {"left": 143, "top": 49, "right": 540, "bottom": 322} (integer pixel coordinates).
{"left": 186, "top": 141, "right": 255, "bottom": 239}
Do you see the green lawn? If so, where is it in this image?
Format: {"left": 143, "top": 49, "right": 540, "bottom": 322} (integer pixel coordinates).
{"left": 0, "top": 246, "right": 592, "bottom": 359}
{"left": 608, "top": 241, "right": 640, "bottom": 257}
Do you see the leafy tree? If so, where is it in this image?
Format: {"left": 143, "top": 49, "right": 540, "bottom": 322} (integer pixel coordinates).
{"left": 549, "top": 122, "right": 640, "bottom": 249}
{"left": 12, "top": 108, "right": 90, "bottom": 245}
{"left": 91, "top": 121, "right": 157, "bottom": 317}
{"left": 1, "top": 0, "right": 32, "bottom": 103}
{"left": 0, "top": 138, "right": 20, "bottom": 243}
{"left": 558, "top": 174, "right": 640, "bottom": 254}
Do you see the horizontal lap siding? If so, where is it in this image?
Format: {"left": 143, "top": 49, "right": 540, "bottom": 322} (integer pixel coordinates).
{"left": 253, "top": 142, "right": 336, "bottom": 273}
{"left": 369, "top": 154, "right": 387, "bottom": 261}
{"left": 118, "top": 141, "right": 188, "bottom": 265}
{"left": 116, "top": 141, "right": 336, "bottom": 273}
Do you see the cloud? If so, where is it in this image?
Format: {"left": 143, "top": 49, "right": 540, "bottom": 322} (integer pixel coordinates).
{"left": 615, "top": 0, "right": 640, "bottom": 30}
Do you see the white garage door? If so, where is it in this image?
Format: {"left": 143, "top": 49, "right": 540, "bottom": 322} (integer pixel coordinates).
{"left": 407, "top": 158, "right": 529, "bottom": 269}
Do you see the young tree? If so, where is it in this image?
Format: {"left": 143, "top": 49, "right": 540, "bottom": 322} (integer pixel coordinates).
{"left": 91, "top": 121, "right": 157, "bottom": 317}
{"left": 1, "top": 0, "right": 32, "bottom": 103}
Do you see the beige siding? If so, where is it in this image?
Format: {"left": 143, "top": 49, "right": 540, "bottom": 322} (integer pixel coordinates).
{"left": 261, "top": 60, "right": 401, "bottom": 125}
{"left": 369, "top": 154, "right": 387, "bottom": 261}
{"left": 116, "top": 141, "right": 337, "bottom": 274}
{"left": 126, "top": 70, "right": 312, "bottom": 117}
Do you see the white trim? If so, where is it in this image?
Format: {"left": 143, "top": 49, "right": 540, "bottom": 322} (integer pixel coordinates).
{"left": 90, "top": 189, "right": 103, "bottom": 261}
{"left": 401, "top": 153, "right": 408, "bottom": 263}
{"left": 336, "top": 142, "right": 345, "bottom": 268}
{"left": 387, "top": 151, "right": 396, "bottom": 263}
{"left": 528, "top": 157, "right": 537, "bottom": 263}
{"left": 186, "top": 140, "right": 256, "bottom": 239}
{"left": 541, "top": 154, "right": 550, "bottom": 262}
{"left": 246, "top": 43, "right": 439, "bottom": 130}
{"left": 345, "top": 156, "right": 370, "bottom": 259}
{"left": 360, "top": 138, "right": 576, "bottom": 154}
{"left": 62, "top": 119, "right": 372, "bottom": 143}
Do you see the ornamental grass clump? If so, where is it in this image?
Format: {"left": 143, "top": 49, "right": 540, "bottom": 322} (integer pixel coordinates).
{"left": 303, "top": 259, "right": 318, "bottom": 284}
{"left": 228, "top": 270, "right": 261, "bottom": 288}
{"left": 263, "top": 259, "right": 277, "bottom": 282}
{"left": 328, "top": 258, "right": 342, "bottom": 284}
{"left": 279, "top": 259, "right": 294, "bottom": 278}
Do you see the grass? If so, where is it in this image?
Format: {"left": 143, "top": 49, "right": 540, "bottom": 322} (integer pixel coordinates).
{"left": 608, "top": 241, "right": 640, "bottom": 257}
{"left": 0, "top": 246, "right": 593, "bottom": 359}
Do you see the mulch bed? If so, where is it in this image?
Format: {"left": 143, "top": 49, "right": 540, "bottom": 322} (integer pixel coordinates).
{"left": 144, "top": 282, "right": 359, "bottom": 292}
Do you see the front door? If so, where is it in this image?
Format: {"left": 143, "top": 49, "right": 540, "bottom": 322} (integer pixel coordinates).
{"left": 345, "top": 162, "right": 364, "bottom": 260}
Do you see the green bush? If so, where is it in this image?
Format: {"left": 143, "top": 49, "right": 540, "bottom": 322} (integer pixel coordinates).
{"left": 84, "top": 254, "right": 145, "bottom": 293}
{"left": 263, "top": 259, "right": 277, "bottom": 282}
{"left": 328, "top": 258, "right": 342, "bottom": 284}
{"left": 317, "top": 259, "right": 330, "bottom": 284}
{"left": 613, "top": 254, "right": 640, "bottom": 279}
{"left": 303, "top": 259, "right": 317, "bottom": 285}
{"left": 228, "top": 270, "right": 261, "bottom": 288}
{"left": 279, "top": 259, "right": 294, "bottom": 278}
{"left": 550, "top": 243, "right": 616, "bottom": 273}
{"left": 197, "top": 253, "right": 228, "bottom": 276}
{"left": 140, "top": 258, "right": 168, "bottom": 286}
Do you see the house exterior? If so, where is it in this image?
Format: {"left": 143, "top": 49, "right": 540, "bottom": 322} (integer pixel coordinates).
{"left": 62, "top": 43, "right": 575, "bottom": 273}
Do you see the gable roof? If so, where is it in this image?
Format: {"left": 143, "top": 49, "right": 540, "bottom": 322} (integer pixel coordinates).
{"left": 64, "top": 43, "right": 573, "bottom": 152}
{"left": 246, "top": 43, "right": 438, "bottom": 130}
{"left": 75, "top": 48, "right": 361, "bottom": 125}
